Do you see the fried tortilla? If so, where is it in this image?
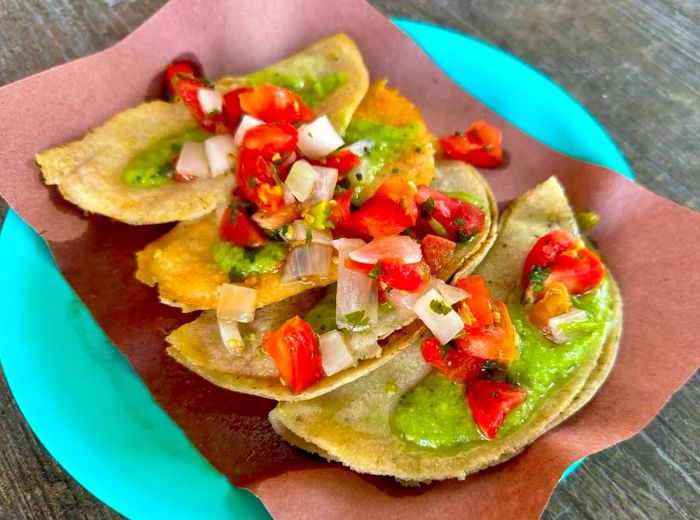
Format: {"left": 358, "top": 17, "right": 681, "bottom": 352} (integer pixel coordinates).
{"left": 269, "top": 177, "right": 622, "bottom": 480}
{"left": 37, "top": 33, "right": 368, "bottom": 225}
{"left": 165, "top": 161, "right": 498, "bottom": 401}
{"left": 136, "top": 81, "right": 438, "bottom": 311}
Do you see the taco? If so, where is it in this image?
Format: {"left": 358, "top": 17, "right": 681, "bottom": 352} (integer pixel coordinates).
{"left": 165, "top": 159, "right": 498, "bottom": 400}
{"left": 135, "top": 81, "right": 436, "bottom": 311}
{"left": 36, "top": 33, "right": 368, "bottom": 224}
{"left": 269, "top": 176, "right": 622, "bottom": 480}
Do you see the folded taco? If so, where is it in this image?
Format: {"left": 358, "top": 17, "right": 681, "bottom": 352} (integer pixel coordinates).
{"left": 36, "top": 33, "right": 368, "bottom": 224}
{"left": 269, "top": 176, "right": 622, "bottom": 479}
{"left": 135, "top": 81, "right": 436, "bottom": 311}
{"left": 165, "top": 158, "right": 498, "bottom": 400}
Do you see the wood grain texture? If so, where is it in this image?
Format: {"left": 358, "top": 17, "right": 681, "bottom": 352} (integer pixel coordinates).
{"left": 0, "top": 0, "right": 697, "bottom": 518}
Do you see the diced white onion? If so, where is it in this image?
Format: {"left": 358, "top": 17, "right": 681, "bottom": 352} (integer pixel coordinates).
{"left": 349, "top": 236, "right": 422, "bottom": 265}
{"left": 285, "top": 160, "right": 319, "bottom": 203}
{"left": 334, "top": 239, "right": 378, "bottom": 332}
{"left": 284, "top": 220, "right": 333, "bottom": 246}
{"left": 435, "top": 280, "right": 469, "bottom": 305}
{"left": 278, "top": 151, "right": 299, "bottom": 203}
{"left": 297, "top": 116, "right": 344, "bottom": 159}
{"left": 204, "top": 134, "right": 237, "bottom": 178}
{"left": 217, "top": 320, "right": 244, "bottom": 353}
{"left": 412, "top": 288, "right": 464, "bottom": 345}
{"left": 548, "top": 309, "right": 590, "bottom": 344}
{"left": 176, "top": 142, "right": 210, "bottom": 178}
{"left": 282, "top": 244, "right": 333, "bottom": 283}
{"left": 305, "top": 166, "right": 338, "bottom": 205}
{"left": 318, "top": 330, "right": 354, "bottom": 376}
{"left": 233, "top": 115, "right": 264, "bottom": 146}
{"left": 217, "top": 283, "right": 257, "bottom": 323}
{"left": 341, "top": 139, "right": 374, "bottom": 157}
{"left": 197, "top": 88, "right": 223, "bottom": 115}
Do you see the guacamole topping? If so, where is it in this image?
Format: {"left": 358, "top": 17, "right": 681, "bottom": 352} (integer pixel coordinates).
{"left": 393, "top": 277, "right": 612, "bottom": 448}
{"left": 247, "top": 70, "right": 348, "bottom": 107}
{"left": 344, "top": 119, "right": 421, "bottom": 198}
{"left": 213, "top": 241, "right": 288, "bottom": 282}
{"left": 123, "top": 128, "right": 211, "bottom": 187}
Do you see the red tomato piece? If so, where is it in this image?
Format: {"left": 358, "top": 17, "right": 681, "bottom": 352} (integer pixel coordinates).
{"left": 242, "top": 122, "right": 298, "bottom": 159}
{"left": 421, "top": 234, "right": 457, "bottom": 275}
{"left": 455, "top": 275, "right": 494, "bottom": 328}
{"left": 164, "top": 61, "right": 196, "bottom": 99}
{"left": 414, "top": 186, "right": 485, "bottom": 242}
{"left": 439, "top": 120, "right": 503, "bottom": 168}
{"left": 345, "top": 197, "right": 415, "bottom": 238}
{"left": 373, "top": 176, "right": 419, "bottom": 223}
{"left": 222, "top": 87, "right": 253, "bottom": 129}
{"left": 421, "top": 336, "right": 484, "bottom": 384}
{"left": 310, "top": 150, "right": 360, "bottom": 180}
{"left": 239, "top": 84, "right": 314, "bottom": 124}
{"left": 172, "top": 75, "right": 229, "bottom": 134}
{"left": 330, "top": 189, "right": 354, "bottom": 235}
{"left": 263, "top": 316, "right": 323, "bottom": 393}
{"left": 376, "top": 259, "right": 428, "bottom": 292}
{"left": 521, "top": 229, "right": 606, "bottom": 295}
{"left": 234, "top": 147, "right": 284, "bottom": 213}
{"left": 549, "top": 248, "right": 607, "bottom": 295}
{"left": 467, "top": 380, "right": 526, "bottom": 439}
{"left": 219, "top": 206, "right": 269, "bottom": 248}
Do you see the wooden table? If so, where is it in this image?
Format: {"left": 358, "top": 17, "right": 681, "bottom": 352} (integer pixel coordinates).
{"left": 0, "top": 1, "right": 697, "bottom": 518}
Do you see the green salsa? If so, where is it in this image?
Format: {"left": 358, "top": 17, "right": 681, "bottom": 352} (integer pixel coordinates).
{"left": 247, "top": 70, "right": 348, "bottom": 107}
{"left": 213, "top": 241, "right": 288, "bottom": 281}
{"left": 344, "top": 119, "right": 421, "bottom": 197}
{"left": 123, "top": 128, "right": 211, "bottom": 187}
{"left": 304, "top": 290, "right": 337, "bottom": 334}
{"left": 393, "top": 278, "right": 612, "bottom": 448}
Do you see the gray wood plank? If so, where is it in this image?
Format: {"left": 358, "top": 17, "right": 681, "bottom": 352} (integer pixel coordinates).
{"left": 0, "top": 0, "right": 697, "bottom": 518}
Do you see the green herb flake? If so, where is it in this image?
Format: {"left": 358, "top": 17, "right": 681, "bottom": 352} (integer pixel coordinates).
{"left": 368, "top": 263, "right": 382, "bottom": 279}
{"left": 429, "top": 218, "right": 448, "bottom": 238}
{"left": 305, "top": 228, "right": 313, "bottom": 245}
{"left": 420, "top": 197, "right": 436, "bottom": 216}
{"left": 454, "top": 217, "right": 466, "bottom": 227}
{"left": 429, "top": 299, "right": 452, "bottom": 315}
{"left": 343, "top": 310, "right": 371, "bottom": 331}
{"left": 247, "top": 176, "right": 257, "bottom": 188}
{"left": 527, "top": 265, "right": 551, "bottom": 292}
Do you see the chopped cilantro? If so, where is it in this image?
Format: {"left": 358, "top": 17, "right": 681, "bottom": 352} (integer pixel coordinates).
{"left": 454, "top": 217, "right": 466, "bottom": 227}
{"left": 439, "top": 342, "right": 457, "bottom": 356}
{"left": 247, "top": 176, "right": 257, "bottom": 188}
{"left": 305, "top": 228, "right": 313, "bottom": 245}
{"left": 420, "top": 197, "right": 436, "bottom": 216}
{"left": 429, "top": 299, "right": 452, "bottom": 315}
{"left": 368, "top": 263, "right": 382, "bottom": 279}
{"left": 343, "top": 310, "right": 371, "bottom": 331}
{"left": 527, "top": 265, "right": 551, "bottom": 292}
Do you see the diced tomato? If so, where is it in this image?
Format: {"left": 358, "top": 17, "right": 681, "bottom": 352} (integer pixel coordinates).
{"left": 172, "top": 75, "right": 229, "bottom": 134}
{"left": 219, "top": 206, "right": 269, "bottom": 247}
{"left": 263, "top": 316, "right": 323, "bottom": 393}
{"left": 242, "top": 122, "right": 298, "bottom": 159}
{"left": 521, "top": 229, "right": 606, "bottom": 295}
{"left": 421, "top": 336, "right": 484, "bottom": 384}
{"left": 549, "top": 248, "right": 606, "bottom": 295}
{"left": 345, "top": 257, "right": 427, "bottom": 292}
{"left": 467, "top": 380, "right": 526, "bottom": 439}
{"left": 164, "top": 61, "right": 196, "bottom": 100}
{"left": 310, "top": 150, "right": 360, "bottom": 180}
{"left": 373, "top": 176, "right": 419, "bottom": 223}
{"left": 420, "top": 234, "right": 457, "bottom": 275}
{"left": 493, "top": 301, "right": 518, "bottom": 360}
{"left": 527, "top": 281, "right": 572, "bottom": 330}
{"left": 222, "top": 87, "right": 252, "bottom": 129}
{"left": 234, "top": 147, "right": 284, "bottom": 213}
{"left": 345, "top": 197, "right": 414, "bottom": 238}
{"left": 239, "top": 84, "right": 314, "bottom": 124}
{"left": 376, "top": 259, "right": 428, "bottom": 292}
{"left": 455, "top": 275, "right": 494, "bottom": 328}
{"left": 329, "top": 189, "right": 353, "bottom": 235}
{"left": 414, "top": 185, "right": 485, "bottom": 242}
{"left": 439, "top": 120, "right": 503, "bottom": 168}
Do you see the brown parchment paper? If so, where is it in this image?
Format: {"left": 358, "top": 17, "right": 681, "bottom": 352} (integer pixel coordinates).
{"left": 0, "top": 0, "right": 698, "bottom": 518}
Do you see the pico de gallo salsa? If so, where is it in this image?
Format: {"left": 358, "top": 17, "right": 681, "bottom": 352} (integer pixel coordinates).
{"left": 393, "top": 228, "right": 608, "bottom": 445}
